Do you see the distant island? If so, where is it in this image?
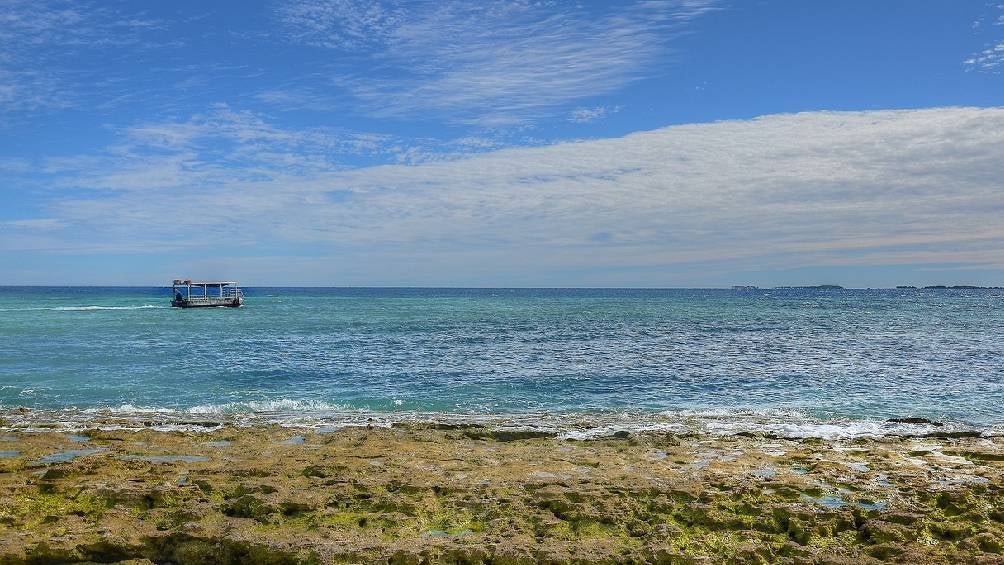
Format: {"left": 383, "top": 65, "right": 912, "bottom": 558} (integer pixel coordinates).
{"left": 902, "top": 285, "right": 1003, "bottom": 290}
{"left": 730, "top": 284, "right": 1002, "bottom": 290}
{"left": 773, "top": 284, "right": 845, "bottom": 290}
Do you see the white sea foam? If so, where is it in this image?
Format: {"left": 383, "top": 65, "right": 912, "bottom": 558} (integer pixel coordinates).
{"left": 186, "top": 399, "right": 351, "bottom": 414}
{"left": 0, "top": 404, "right": 993, "bottom": 439}
{"left": 0, "top": 304, "right": 165, "bottom": 312}
{"left": 55, "top": 305, "right": 165, "bottom": 311}
{"left": 559, "top": 422, "right": 688, "bottom": 440}
{"left": 698, "top": 419, "right": 978, "bottom": 440}
{"left": 83, "top": 404, "right": 179, "bottom": 414}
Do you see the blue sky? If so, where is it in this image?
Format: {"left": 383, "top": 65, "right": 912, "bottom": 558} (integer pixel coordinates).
{"left": 1, "top": 0, "right": 1003, "bottom": 286}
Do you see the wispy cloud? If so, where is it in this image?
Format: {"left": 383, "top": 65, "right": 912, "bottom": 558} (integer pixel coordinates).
{"left": 0, "top": 0, "right": 170, "bottom": 117}
{"left": 966, "top": 4, "right": 1004, "bottom": 71}
{"left": 0, "top": 69, "right": 70, "bottom": 112}
{"left": 275, "top": 0, "right": 406, "bottom": 50}
{"left": 6, "top": 106, "right": 1004, "bottom": 285}
{"left": 965, "top": 41, "right": 1004, "bottom": 71}
{"left": 49, "top": 104, "right": 401, "bottom": 191}
{"left": 274, "top": 0, "right": 717, "bottom": 126}
{"left": 568, "top": 106, "right": 621, "bottom": 124}
{"left": 0, "top": 157, "right": 31, "bottom": 173}
{"left": 2, "top": 218, "right": 63, "bottom": 230}
{"left": 253, "top": 89, "right": 339, "bottom": 112}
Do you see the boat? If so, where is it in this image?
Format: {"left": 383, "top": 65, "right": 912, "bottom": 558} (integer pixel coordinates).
{"left": 171, "top": 279, "right": 244, "bottom": 308}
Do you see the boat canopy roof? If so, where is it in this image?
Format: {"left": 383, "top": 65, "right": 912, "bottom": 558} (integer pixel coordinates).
{"left": 172, "top": 279, "right": 238, "bottom": 286}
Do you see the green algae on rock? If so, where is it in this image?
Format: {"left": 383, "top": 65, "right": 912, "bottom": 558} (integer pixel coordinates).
{"left": 0, "top": 427, "right": 1002, "bottom": 563}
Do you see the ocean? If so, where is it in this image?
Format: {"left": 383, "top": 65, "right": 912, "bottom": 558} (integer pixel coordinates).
{"left": 1, "top": 287, "right": 1001, "bottom": 438}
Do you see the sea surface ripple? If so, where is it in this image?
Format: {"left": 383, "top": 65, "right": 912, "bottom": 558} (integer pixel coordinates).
{"left": 1, "top": 287, "right": 1001, "bottom": 437}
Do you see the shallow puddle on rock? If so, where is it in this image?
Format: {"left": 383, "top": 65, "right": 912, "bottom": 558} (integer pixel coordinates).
{"left": 281, "top": 435, "right": 306, "bottom": 445}
{"left": 752, "top": 467, "right": 777, "bottom": 479}
{"left": 120, "top": 455, "right": 209, "bottom": 463}
{"left": 35, "top": 448, "right": 107, "bottom": 464}
{"left": 801, "top": 493, "right": 846, "bottom": 509}
{"left": 0, "top": 450, "right": 19, "bottom": 458}
{"left": 0, "top": 436, "right": 18, "bottom": 443}
{"left": 67, "top": 434, "right": 90, "bottom": 443}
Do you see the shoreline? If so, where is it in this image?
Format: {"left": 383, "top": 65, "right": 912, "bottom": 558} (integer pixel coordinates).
{"left": 1, "top": 407, "right": 995, "bottom": 440}
{"left": 1, "top": 425, "right": 1002, "bottom": 563}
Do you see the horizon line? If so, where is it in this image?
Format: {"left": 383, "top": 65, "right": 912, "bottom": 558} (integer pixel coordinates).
{"left": 0, "top": 284, "right": 1000, "bottom": 290}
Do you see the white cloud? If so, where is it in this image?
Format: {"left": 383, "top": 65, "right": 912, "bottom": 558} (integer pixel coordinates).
{"left": 965, "top": 41, "right": 1004, "bottom": 71}
{"left": 0, "top": 0, "right": 170, "bottom": 116}
{"left": 3, "top": 218, "right": 63, "bottom": 230}
{"left": 48, "top": 104, "right": 404, "bottom": 192}
{"left": 966, "top": 4, "right": 1004, "bottom": 71}
{"left": 252, "top": 89, "right": 340, "bottom": 112}
{"left": 275, "top": 0, "right": 717, "bottom": 125}
{"left": 0, "top": 66, "right": 72, "bottom": 116}
{"left": 568, "top": 106, "right": 620, "bottom": 124}
{"left": 6, "top": 106, "right": 1004, "bottom": 284}
{"left": 275, "top": 0, "right": 406, "bottom": 50}
{"left": 0, "top": 157, "right": 32, "bottom": 173}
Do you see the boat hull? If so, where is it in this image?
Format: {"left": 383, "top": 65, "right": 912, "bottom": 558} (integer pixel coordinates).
{"left": 171, "top": 298, "right": 243, "bottom": 308}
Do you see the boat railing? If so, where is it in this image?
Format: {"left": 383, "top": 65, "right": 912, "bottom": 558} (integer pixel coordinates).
{"left": 221, "top": 287, "right": 243, "bottom": 298}
{"left": 181, "top": 289, "right": 242, "bottom": 300}
{"left": 170, "top": 280, "right": 244, "bottom": 307}
{"left": 183, "top": 295, "right": 232, "bottom": 303}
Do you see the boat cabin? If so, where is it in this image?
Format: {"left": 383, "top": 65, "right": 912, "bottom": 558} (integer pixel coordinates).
{"left": 171, "top": 279, "right": 244, "bottom": 308}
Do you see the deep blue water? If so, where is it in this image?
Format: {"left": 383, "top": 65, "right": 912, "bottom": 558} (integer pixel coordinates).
{"left": 1, "top": 287, "right": 1002, "bottom": 434}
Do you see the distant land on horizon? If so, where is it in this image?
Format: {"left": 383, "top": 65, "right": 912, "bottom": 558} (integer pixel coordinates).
{"left": 1, "top": 284, "right": 1002, "bottom": 290}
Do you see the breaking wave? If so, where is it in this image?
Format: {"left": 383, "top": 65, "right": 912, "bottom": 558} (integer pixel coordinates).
{"left": 0, "top": 403, "right": 992, "bottom": 439}
{"left": 186, "top": 399, "right": 351, "bottom": 414}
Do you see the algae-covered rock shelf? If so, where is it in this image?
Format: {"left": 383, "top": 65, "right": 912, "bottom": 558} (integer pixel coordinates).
{"left": 0, "top": 426, "right": 1003, "bottom": 563}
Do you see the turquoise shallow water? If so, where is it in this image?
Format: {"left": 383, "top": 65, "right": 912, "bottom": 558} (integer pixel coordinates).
{"left": 1, "top": 287, "right": 1002, "bottom": 435}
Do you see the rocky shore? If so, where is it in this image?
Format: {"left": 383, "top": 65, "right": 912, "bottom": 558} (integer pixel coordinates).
{"left": 1, "top": 424, "right": 1002, "bottom": 564}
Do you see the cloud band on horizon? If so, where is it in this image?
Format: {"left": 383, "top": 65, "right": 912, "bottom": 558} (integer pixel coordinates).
{"left": 3, "top": 106, "right": 1003, "bottom": 285}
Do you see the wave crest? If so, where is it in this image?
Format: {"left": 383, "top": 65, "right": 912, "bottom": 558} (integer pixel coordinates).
{"left": 0, "top": 403, "right": 990, "bottom": 439}
{"left": 186, "top": 399, "right": 351, "bottom": 414}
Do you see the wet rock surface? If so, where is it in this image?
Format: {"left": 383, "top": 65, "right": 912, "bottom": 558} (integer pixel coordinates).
{"left": 0, "top": 427, "right": 1002, "bottom": 563}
